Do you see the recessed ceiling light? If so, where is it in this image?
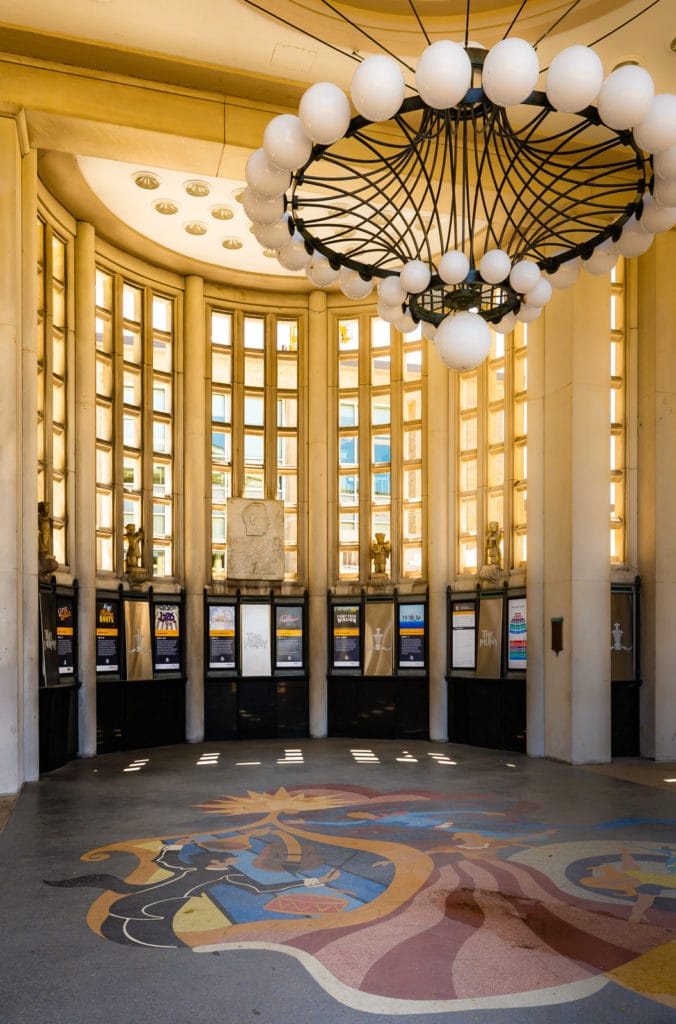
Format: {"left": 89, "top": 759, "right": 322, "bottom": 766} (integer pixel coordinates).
{"left": 184, "top": 222, "right": 208, "bottom": 236}
{"left": 263, "top": 249, "right": 277, "bottom": 258}
{"left": 153, "top": 199, "right": 179, "bottom": 216}
{"left": 233, "top": 187, "right": 247, "bottom": 203}
{"left": 211, "top": 205, "right": 234, "bottom": 221}
{"left": 185, "top": 179, "right": 211, "bottom": 198}
{"left": 133, "top": 171, "right": 160, "bottom": 190}
{"left": 221, "top": 237, "right": 243, "bottom": 250}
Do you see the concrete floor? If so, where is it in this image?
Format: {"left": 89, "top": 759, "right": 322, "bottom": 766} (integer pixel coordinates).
{"left": 2, "top": 739, "right": 676, "bottom": 1023}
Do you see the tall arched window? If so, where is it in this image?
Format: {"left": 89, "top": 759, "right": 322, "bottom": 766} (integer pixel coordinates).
{"left": 456, "top": 326, "right": 528, "bottom": 574}
{"left": 335, "top": 314, "right": 425, "bottom": 582}
{"left": 37, "top": 214, "right": 72, "bottom": 567}
{"left": 209, "top": 308, "right": 301, "bottom": 581}
{"left": 610, "top": 259, "right": 626, "bottom": 563}
{"left": 95, "top": 265, "right": 179, "bottom": 577}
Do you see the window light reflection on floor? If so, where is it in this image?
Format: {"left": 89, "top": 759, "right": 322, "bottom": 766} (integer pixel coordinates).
{"left": 396, "top": 751, "right": 418, "bottom": 763}
{"left": 277, "top": 749, "right": 304, "bottom": 764}
{"left": 123, "top": 757, "right": 149, "bottom": 773}
{"left": 197, "top": 752, "right": 220, "bottom": 766}
{"left": 351, "top": 749, "right": 380, "bottom": 763}
{"left": 428, "top": 752, "right": 457, "bottom": 765}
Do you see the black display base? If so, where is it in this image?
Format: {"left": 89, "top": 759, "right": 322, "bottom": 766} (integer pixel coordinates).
{"left": 447, "top": 676, "right": 526, "bottom": 752}
{"left": 96, "top": 678, "right": 186, "bottom": 753}
{"left": 39, "top": 682, "right": 79, "bottom": 773}
{"left": 327, "top": 675, "right": 428, "bottom": 739}
{"left": 205, "top": 677, "right": 309, "bottom": 740}
{"left": 611, "top": 680, "right": 641, "bottom": 757}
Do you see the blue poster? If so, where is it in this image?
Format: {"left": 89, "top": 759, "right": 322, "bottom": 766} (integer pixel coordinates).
{"left": 398, "top": 603, "right": 425, "bottom": 668}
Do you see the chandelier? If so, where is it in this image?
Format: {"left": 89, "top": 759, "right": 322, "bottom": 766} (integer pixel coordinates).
{"left": 242, "top": 2, "right": 676, "bottom": 369}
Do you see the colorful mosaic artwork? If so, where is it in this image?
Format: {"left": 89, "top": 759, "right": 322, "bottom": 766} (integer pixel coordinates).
{"left": 48, "top": 785, "right": 676, "bottom": 1012}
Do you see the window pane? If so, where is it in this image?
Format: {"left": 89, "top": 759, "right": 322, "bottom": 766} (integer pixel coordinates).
{"left": 212, "top": 430, "right": 231, "bottom": 464}
{"left": 211, "top": 311, "right": 232, "bottom": 346}
{"left": 244, "top": 395, "right": 265, "bottom": 426}
{"left": 339, "top": 357, "right": 359, "bottom": 389}
{"left": 404, "top": 427, "right": 421, "bottom": 461}
{"left": 122, "top": 284, "right": 142, "bottom": 321}
{"left": 340, "top": 436, "right": 358, "bottom": 466}
{"left": 372, "top": 433, "right": 390, "bottom": 464}
{"left": 403, "top": 389, "right": 422, "bottom": 421}
{"left": 153, "top": 296, "right": 172, "bottom": 332}
{"left": 277, "top": 359, "right": 298, "bottom": 389}
{"left": 244, "top": 354, "right": 265, "bottom": 388}
{"left": 244, "top": 317, "right": 265, "bottom": 349}
{"left": 212, "top": 392, "right": 231, "bottom": 423}
{"left": 339, "top": 319, "right": 359, "bottom": 350}
{"left": 277, "top": 435, "right": 297, "bottom": 468}
{"left": 277, "top": 320, "right": 298, "bottom": 351}
{"left": 244, "top": 432, "right": 264, "bottom": 465}
{"left": 339, "top": 399, "right": 358, "bottom": 427}
{"left": 277, "top": 396, "right": 297, "bottom": 428}
{"left": 212, "top": 349, "right": 231, "bottom": 385}
{"left": 372, "top": 397, "right": 390, "bottom": 425}
{"left": 243, "top": 470, "right": 264, "bottom": 498}
{"left": 153, "top": 338, "right": 172, "bottom": 373}
{"left": 372, "top": 352, "right": 390, "bottom": 387}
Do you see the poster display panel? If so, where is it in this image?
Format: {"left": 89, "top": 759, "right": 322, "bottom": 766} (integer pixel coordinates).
{"left": 96, "top": 597, "right": 120, "bottom": 674}
{"left": 39, "top": 590, "right": 59, "bottom": 685}
{"left": 208, "top": 605, "right": 236, "bottom": 669}
{"left": 451, "top": 601, "right": 476, "bottom": 669}
{"left": 364, "top": 602, "right": 395, "bottom": 676}
{"left": 275, "top": 606, "right": 303, "bottom": 669}
{"left": 611, "top": 590, "right": 634, "bottom": 681}
{"left": 332, "top": 605, "right": 360, "bottom": 669}
{"left": 398, "top": 603, "right": 425, "bottom": 668}
{"left": 240, "top": 603, "right": 272, "bottom": 676}
{"left": 507, "top": 597, "right": 527, "bottom": 670}
{"left": 154, "top": 603, "right": 181, "bottom": 672}
{"left": 125, "top": 601, "right": 153, "bottom": 680}
{"left": 56, "top": 594, "right": 75, "bottom": 676}
{"left": 476, "top": 598, "right": 503, "bottom": 678}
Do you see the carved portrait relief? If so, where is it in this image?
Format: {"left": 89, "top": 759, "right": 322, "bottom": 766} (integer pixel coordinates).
{"left": 226, "top": 498, "right": 285, "bottom": 581}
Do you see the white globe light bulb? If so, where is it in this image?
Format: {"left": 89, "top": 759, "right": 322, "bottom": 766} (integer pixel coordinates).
{"left": 654, "top": 176, "right": 676, "bottom": 208}
{"left": 245, "top": 148, "right": 291, "bottom": 199}
{"left": 378, "top": 275, "right": 407, "bottom": 306}
{"left": 242, "top": 188, "right": 285, "bottom": 225}
{"left": 253, "top": 213, "right": 292, "bottom": 249}
{"left": 516, "top": 304, "right": 542, "bottom": 323}
{"left": 616, "top": 215, "right": 654, "bottom": 258}
{"left": 415, "top": 40, "right": 472, "bottom": 109}
{"left": 400, "top": 259, "right": 431, "bottom": 294}
{"left": 597, "top": 65, "right": 654, "bottom": 131}
{"left": 492, "top": 311, "right": 517, "bottom": 335}
{"left": 524, "top": 277, "right": 552, "bottom": 306}
{"left": 582, "top": 239, "right": 619, "bottom": 275}
{"left": 639, "top": 194, "right": 676, "bottom": 234}
{"left": 434, "top": 312, "right": 492, "bottom": 370}
{"left": 351, "top": 55, "right": 405, "bottom": 123}
{"left": 482, "top": 38, "right": 539, "bottom": 107}
{"left": 307, "top": 254, "right": 339, "bottom": 286}
{"left": 395, "top": 312, "right": 418, "bottom": 334}
{"left": 545, "top": 46, "right": 603, "bottom": 113}
{"left": 633, "top": 94, "right": 676, "bottom": 155}
{"left": 276, "top": 231, "right": 311, "bottom": 271}
{"left": 509, "top": 259, "right": 540, "bottom": 294}
{"left": 546, "top": 257, "right": 580, "bottom": 289}
{"left": 654, "top": 143, "right": 676, "bottom": 181}
{"left": 339, "top": 267, "right": 375, "bottom": 300}
{"left": 479, "top": 248, "right": 511, "bottom": 284}
{"left": 299, "top": 82, "right": 352, "bottom": 146}
{"left": 439, "top": 249, "right": 470, "bottom": 284}
{"left": 378, "top": 301, "right": 404, "bottom": 324}
{"left": 263, "top": 114, "right": 313, "bottom": 171}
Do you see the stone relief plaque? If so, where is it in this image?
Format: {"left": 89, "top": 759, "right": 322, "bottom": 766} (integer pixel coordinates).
{"left": 226, "top": 498, "right": 285, "bottom": 581}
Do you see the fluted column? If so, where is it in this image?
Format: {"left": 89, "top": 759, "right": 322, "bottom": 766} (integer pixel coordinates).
{"left": 307, "top": 290, "right": 329, "bottom": 736}
{"left": 0, "top": 117, "right": 25, "bottom": 793}
{"left": 74, "top": 221, "right": 98, "bottom": 757}
{"left": 426, "top": 337, "right": 450, "bottom": 741}
{"left": 183, "top": 275, "right": 207, "bottom": 741}
{"left": 637, "top": 229, "right": 676, "bottom": 760}
{"left": 529, "top": 271, "right": 611, "bottom": 763}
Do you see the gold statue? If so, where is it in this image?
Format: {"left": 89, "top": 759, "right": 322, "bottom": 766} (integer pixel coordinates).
{"left": 486, "top": 521, "right": 502, "bottom": 568}
{"left": 124, "top": 524, "right": 144, "bottom": 570}
{"left": 370, "top": 532, "right": 391, "bottom": 575}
